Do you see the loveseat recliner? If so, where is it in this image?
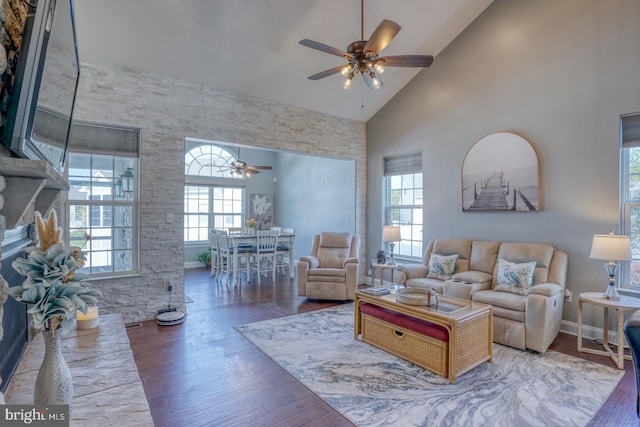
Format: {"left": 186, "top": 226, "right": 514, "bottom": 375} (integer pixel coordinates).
{"left": 297, "top": 232, "right": 360, "bottom": 301}
{"left": 397, "top": 238, "right": 568, "bottom": 353}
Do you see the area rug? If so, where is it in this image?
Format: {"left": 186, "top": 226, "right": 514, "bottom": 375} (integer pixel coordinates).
{"left": 235, "top": 304, "right": 623, "bottom": 427}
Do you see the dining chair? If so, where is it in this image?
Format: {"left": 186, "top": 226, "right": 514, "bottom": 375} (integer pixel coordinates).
{"left": 210, "top": 229, "right": 229, "bottom": 279}
{"left": 275, "top": 227, "right": 295, "bottom": 275}
{"left": 249, "top": 230, "right": 278, "bottom": 284}
{"left": 218, "top": 231, "right": 251, "bottom": 286}
{"left": 209, "top": 229, "right": 220, "bottom": 278}
{"left": 270, "top": 226, "right": 282, "bottom": 235}
{"left": 228, "top": 227, "right": 244, "bottom": 235}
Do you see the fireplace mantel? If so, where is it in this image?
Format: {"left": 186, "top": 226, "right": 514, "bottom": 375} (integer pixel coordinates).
{"left": 0, "top": 157, "right": 69, "bottom": 230}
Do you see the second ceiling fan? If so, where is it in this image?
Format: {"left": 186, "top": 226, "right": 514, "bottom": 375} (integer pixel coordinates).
{"left": 226, "top": 148, "right": 272, "bottom": 178}
{"left": 299, "top": 0, "right": 434, "bottom": 90}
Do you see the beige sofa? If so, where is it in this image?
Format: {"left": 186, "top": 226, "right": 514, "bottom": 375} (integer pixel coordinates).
{"left": 396, "top": 239, "right": 568, "bottom": 353}
{"left": 297, "top": 232, "right": 360, "bottom": 301}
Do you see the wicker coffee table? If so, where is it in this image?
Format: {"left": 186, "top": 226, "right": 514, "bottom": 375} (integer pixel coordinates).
{"left": 354, "top": 289, "right": 493, "bottom": 383}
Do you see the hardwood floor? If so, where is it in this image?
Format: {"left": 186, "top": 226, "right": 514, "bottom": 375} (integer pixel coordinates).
{"left": 127, "top": 269, "right": 638, "bottom": 426}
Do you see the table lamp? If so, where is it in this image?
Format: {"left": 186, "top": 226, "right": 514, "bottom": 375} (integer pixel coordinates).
{"left": 589, "top": 233, "right": 631, "bottom": 301}
{"left": 382, "top": 226, "right": 402, "bottom": 265}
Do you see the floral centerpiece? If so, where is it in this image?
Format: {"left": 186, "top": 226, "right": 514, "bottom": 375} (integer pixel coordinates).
{"left": 2, "top": 210, "right": 101, "bottom": 405}
{"left": 6, "top": 210, "right": 101, "bottom": 335}
{"left": 246, "top": 218, "right": 257, "bottom": 228}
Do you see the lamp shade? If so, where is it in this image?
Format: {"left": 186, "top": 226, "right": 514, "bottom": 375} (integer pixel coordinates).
{"left": 590, "top": 234, "right": 632, "bottom": 261}
{"left": 382, "top": 226, "right": 401, "bottom": 243}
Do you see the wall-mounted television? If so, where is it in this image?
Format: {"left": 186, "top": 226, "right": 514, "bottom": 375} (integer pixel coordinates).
{"left": 2, "top": 0, "right": 80, "bottom": 173}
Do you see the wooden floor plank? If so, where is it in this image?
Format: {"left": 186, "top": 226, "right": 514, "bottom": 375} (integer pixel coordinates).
{"left": 126, "top": 268, "right": 637, "bottom": 426}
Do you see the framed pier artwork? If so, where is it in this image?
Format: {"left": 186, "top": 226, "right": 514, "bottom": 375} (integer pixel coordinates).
{"left": 462, "top": 132, "right": 540, "bottom": 212}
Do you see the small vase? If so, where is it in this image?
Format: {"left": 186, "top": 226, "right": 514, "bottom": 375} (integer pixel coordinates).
{"left": 34, "top": 328, "right": 73, "bottom": 405}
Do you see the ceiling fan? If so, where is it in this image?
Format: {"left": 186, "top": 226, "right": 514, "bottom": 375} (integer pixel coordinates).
{"left": 229, "top": 160, "right": 272, "bottom": 177}
{"left": 299, "top": 0, "right": 434, "bottom": 90}
{"left": 225, "top": 149, "right": 272, "bottom": 178}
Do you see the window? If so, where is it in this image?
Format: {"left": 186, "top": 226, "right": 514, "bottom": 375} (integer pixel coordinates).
{"left": 184, "top": 142, "right": 245, "bottom": 242}
{"left": 184, "top": 185, "right": 244, "bottom": 242}
{"left": 185, "top": 144, "right": 242, "bottom": 178}
{"left": 384, "top": 152, "right": 423, "bottom": 258}
{"left": 621, "top": 112, "right": 640, "bottom": 289}
{"left": 67, "top": 153, "right": 137, "bottom": 276}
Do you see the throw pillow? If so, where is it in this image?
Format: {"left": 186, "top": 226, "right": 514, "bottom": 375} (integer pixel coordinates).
{"left": 427, "top": 253, "right": 459, "bottom": 280}
{"left": 495, "top": 259, "right": 537, "bottom": 295}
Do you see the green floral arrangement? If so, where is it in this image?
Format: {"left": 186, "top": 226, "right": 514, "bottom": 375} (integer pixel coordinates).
{"left": 246, "top": 218, "right": 257, "bottom": 228}
{"left": 4, "top": 210, "right": 101, "bottom": 334}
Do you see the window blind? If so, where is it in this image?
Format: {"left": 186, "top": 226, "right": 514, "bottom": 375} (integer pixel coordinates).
{"left": 68, "top": 121, "right": 140, "bottom": 157}
{"left": 622, "top": 112, "right": 640, "bottom": 148}
{"left": 383, "top": 152, "right": 422, "bottom": 176}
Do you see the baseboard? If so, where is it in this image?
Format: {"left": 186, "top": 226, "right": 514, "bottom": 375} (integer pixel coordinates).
{"left": 185, "top": 261, "right": 203, "bottom": 269}
{"left": 560, "top": 320, "right": 627, "bottom": 349}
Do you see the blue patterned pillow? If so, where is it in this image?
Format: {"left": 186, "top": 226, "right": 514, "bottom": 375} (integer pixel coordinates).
{"left": 427, "top": 253, "right": 459, "bottom": 280}
{"left": 495, "top": 259, "right": 536, "bottom": 295}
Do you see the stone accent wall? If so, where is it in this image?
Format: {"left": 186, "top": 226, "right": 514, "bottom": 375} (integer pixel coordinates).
{"left": 72, "top": 57, "right": 366, "bottom": 324}
{"left": 0, "top": 0, "right": 28, "bottom": 137}
{"left": 0, "top": 0, "right": 28, "bottom": 403}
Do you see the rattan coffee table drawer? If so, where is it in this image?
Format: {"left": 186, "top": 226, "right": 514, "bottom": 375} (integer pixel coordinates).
{"left": 361, "top": 313, "right": 449, "bottom": 377}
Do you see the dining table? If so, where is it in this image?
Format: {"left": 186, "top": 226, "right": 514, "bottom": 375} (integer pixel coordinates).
{"left": 227, "top": 232, "right": 295, "bottom": 285}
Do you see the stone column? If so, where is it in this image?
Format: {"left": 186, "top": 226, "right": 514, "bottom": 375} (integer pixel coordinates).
{"left": 0, "top": 174, "right": 6, "bottom": 342}
{"left": 0, "top": 177, "right": 5, "bottom": 406}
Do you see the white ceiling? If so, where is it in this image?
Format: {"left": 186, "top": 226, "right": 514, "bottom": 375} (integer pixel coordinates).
{"left": 73, "top": 0, "right": 493, "bottom": 122}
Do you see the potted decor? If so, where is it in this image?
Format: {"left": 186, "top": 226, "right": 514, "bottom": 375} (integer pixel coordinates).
{"left": 197, "top": 247, "right": 212, "bottom": 269}
{"left": 2, "top": 210, "right": 101, "bottom": 405}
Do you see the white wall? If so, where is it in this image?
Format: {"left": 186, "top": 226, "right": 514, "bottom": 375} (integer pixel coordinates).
{"left": 275, "top": 152, "right": 356, "bottom": 259}
{"left": 366, "top": 0, "right": 640, "bottom": 330}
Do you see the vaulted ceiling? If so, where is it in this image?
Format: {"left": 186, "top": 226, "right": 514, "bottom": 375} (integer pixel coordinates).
{"left": 73, "top": 0, "right": 494, "bottom": 122}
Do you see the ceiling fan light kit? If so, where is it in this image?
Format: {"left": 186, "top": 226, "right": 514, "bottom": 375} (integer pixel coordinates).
{"left": 300, "top": 0, "right": 433, "bottom": 90}
{"left": 224, "top": 148, "right": 273, "bottom": 178}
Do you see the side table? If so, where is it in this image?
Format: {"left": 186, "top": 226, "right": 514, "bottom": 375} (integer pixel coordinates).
{"left": 370, "top": 262, "right": 398, "bottom": 287}
{"left": 577, "top": 291, "right": 640, "bottom": 369}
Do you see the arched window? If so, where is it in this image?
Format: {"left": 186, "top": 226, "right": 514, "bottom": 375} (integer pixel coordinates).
{"left": 184, "top": 144, "right": 240, "bottom": 178}
{"left": 184, "top": 142, "right": 245, "bottom": 243}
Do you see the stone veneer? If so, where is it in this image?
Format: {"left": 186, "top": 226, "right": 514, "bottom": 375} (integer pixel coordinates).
{"left": 0, "top": 0, "right": 28, "bottom": 126}
{"left": 68, "top": 56, "right": 367, "bottom": 324}
{"left": 0, "top": 0, "right": 29, "bottom": 400}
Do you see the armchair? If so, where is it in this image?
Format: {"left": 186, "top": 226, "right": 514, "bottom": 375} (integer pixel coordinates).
{"left": 624, "top": 310, "right": 640, "bottom": 417}
{"left": 297, "top": 232, "right": 360, "bottom": 301}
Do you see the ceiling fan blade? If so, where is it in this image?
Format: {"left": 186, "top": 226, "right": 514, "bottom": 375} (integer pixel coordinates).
{"left": 299, "top": 39, "right": 352, "bottom": 59}
{"left": 246, "top": 165, "right": 272, "bottom": 171}
{"left": 379, "top": 55, "right": 434, "bottom": 68}
{"left": 363, "top": 20, "right": 401, "bottom": 57}
{"left": 308, "top": 65, "right": 346, "bottom": 81}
